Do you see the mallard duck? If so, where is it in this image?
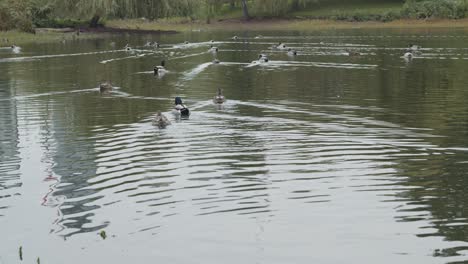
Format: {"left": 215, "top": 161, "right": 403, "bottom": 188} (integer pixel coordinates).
{"left": 212, "top": 59, "right": 220, "bottom": 64}
{"left": 213, "top": 88, "right": 225, "bottom": 104}
{"left": 277, "top": 43, "right": 287, "bottom": 50}
{"left": 174, "top": 97, "right": 190, "bottom": 117}
{"left": 99, "top": 81, "right": 113, "bottom": 93}
{"left": 232, "top": 36, "right": 238, "bottom": 40}
{"left": 124, "top": 44, "right": 132, "bottom": 51}
{"left": 258, "top": 54, "right": 269, "bottom": 63}
{"left": 209, "top": 45, "right": 218, "bottom": 53}
{"left": 287, "top": 48, "right": 297, "bottom": 56}
{"left": 184, "top": 41, "right": 189, "bottom": 44}
{"left": 153, "top": 112, "right": 171, "bottom": 128}
{"left": 154, "top": 60, "right": 167, "bottom": 75}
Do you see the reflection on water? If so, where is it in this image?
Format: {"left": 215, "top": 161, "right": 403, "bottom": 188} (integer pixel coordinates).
{"left": 1, "top": 29, "right": 468, "bottom": 263}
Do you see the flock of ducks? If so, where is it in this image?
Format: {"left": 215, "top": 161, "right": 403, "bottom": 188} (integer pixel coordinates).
{"left": 98, "top": 38, "right": 424, "bottom": 129}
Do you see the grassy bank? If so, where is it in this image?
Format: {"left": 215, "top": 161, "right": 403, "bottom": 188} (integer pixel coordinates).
{"left": 3, "top": 17, "right": 468, "bottom": 46}
{"left": 107, "top": 18, "right": 468, "bottom": 32}
{"left": 0, "top": 30, "right": 101, "bottom": 46}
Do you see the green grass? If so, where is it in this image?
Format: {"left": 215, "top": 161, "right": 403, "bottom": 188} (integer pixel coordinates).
{"left": 0, "top": 30, "right": 101, "bottom": 46}
{"left": 291, "top": 2, "right": 403, "bottom": 18}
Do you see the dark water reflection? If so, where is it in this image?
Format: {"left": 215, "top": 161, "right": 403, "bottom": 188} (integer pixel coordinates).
{"left": 1, "top": 29, "right": 468, "bottom": 263}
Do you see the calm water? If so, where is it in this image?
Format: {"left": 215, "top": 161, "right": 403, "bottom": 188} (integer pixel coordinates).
{"left": 1, "top": 29, "right": 468, "bottom": 263}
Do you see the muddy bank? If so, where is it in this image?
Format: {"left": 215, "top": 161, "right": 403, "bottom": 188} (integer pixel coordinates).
{"left": 35, "top": 26, "right": 178, "bottom": 34}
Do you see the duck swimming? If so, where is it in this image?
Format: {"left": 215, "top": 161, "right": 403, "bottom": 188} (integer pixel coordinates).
{"left": 232, "top": 36, "right": 238, "bottom": 40}
{"left": 212, "top": 59, "right": 220, "bottom": 64}
{"left": 213, "top": 88, "right": 225, "bottom": 104}
{"left": 11, "top": 45, "right": 21, "bottom": 53}
{"left": 174, "top": 97, "right": 190, "bottom": 117}
{"left": 408, "top": 44, "right": 421, "bottom": 51}
{"left": 154, "top": 60, "right": 167, "bottom": 75}
{"left": 152, "top": 112, "right": 171, "bottom": 128}
{"left": 287, "top": 48, "right": 297, "bottom": 56}
{"left": 209, "top": 45, "right": 219, "bottom": 53}
{"left": 99, "top": 81, "right": 113, "bottom": 93}
{"left": 124, "top": 44, "right": 132, "bottom": 51}
{"left": 403, "top": 51, "right": 413, "bottom": 61}
{"left": 277, "top": 43, "right": 287, "bottom": 50}
{"left": 258, "top": 54, "right": 269, "bottom": 63}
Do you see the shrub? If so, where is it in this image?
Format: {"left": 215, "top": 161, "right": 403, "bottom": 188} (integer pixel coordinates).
{"left": 0, "top": 0, "right": 34, "bottom": 32}
{"left": 402, "top": 0, "right": 468, "bottom": 19}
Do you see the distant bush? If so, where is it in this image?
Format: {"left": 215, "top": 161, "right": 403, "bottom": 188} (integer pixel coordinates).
{"left": 0, "top": 0, "right": 34, "bottom": 32}
{"left": 401, "top": 0, "right": 468, "bottom": 19}
{"left": 328, "top": 10, "right": 401, "bottom": 22}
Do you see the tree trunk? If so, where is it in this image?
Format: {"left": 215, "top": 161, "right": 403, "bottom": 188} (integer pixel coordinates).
{"left": 241, "top": 0, "right": 250, "bottom": 20}
{"left": 89, "top": 15, "right": 100, "bottom": 28}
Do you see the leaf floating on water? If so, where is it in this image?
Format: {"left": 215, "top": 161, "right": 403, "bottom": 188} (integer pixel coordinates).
{"left": 19, "top": 246, "right": 23, "bottom": 261}
{"left": 100, "top": 230, "right": 107, "bottom": 240}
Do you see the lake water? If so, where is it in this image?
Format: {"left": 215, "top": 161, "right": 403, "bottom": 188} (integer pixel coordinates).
{"left": 1, "top": 28, "right": 468, "bottom": 263}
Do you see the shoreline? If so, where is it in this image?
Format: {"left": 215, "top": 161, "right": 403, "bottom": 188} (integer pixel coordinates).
{"left": 2, "top": 18, "right": 468, "bottom": 45}
{"left": 106, "top": 18, "right": 468, "bottom": 31}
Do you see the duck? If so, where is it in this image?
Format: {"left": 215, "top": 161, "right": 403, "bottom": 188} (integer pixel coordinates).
{"left": 209, "top": 45, "right": 218, "bottom": 53}
{"left": 154, "top": 60, "right": 167, "bottom": 75}
{"left": 11, "top": 44, "right": 21, "bottom": 53}
{"left": 403, "top": 51, "right": 413, "bottom": 61}
{"left": 277, "top": 43, "right": 287, "bottom": 50}
{"left": 124, "top": 44, "right": 132, "bottom": 52}
{"left": 146, "top": 41, "right": 159, "bottom": 48}
{"left": 232, "top": 36, "right": 238, "bottom": 40}
{"left": 255, "top": 35, "right": 263, "bottom": 39}
{"left": 212, "top": 59, "right": 220, "bottom": 64}
{"left": 346, "top": 50, "right": 361, "bottom": 56}
{"left": 213, "top": 88, "right": 225, "bottom": 104}
{"left": 258, "top": 54, "right": 269, "bottom": 63}
{"left": 408, "top": 44, "right": 421, "bottom": 51}
{"left": 184, "top": 41, "right": 189, "bottom": 44}
{"left": 174, "top": 97, "right": 190, "bottom": 117}
{"left": 287, "top": 48, "right": 297, "bottom": 56}
{"left": 152, "top": 112, "right": 171, "bottom": 128}
{"left": 99, "top": 81, "right": 113, "bottom": 93}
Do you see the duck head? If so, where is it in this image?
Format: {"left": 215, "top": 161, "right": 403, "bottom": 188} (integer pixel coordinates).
{"left": 175, "top": 97, "right": 183, "bottom": 105}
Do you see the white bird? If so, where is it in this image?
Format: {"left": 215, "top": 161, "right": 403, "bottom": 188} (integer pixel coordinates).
{"left": 276, "top": 43, "right": 287, "bottom": 50}
{"left": 403, "top": 52, "right": 413, "bottom": 61}
{"left": 11, "top": 45, "right": 21, "bottom": 53}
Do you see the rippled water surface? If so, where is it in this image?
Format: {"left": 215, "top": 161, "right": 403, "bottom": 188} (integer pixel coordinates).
{"left": 1, "top": 29, "right": 468, "bottom": 263}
